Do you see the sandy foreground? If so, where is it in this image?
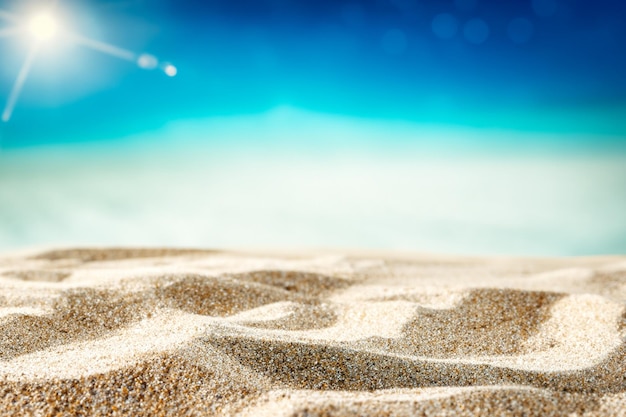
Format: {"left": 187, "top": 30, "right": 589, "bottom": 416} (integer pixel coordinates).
{"left": 0, "top": 248, "right": 625, "bottom": 416}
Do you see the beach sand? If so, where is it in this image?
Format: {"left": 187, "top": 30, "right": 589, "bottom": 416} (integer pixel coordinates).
{"left": 1, "top": 248, "right": 625, "bottom": 416}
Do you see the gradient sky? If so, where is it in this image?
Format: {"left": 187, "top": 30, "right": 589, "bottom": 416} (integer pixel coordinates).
{"left": 0, "top": 0, "right": 625, "bottom": 255}
{"left": 0, "top": 0, "right": 625, "bottom": 145}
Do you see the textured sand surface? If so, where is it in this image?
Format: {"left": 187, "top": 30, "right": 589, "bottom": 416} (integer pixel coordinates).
{"left": 1, "top": 248, "right": 625, "bottom": 416}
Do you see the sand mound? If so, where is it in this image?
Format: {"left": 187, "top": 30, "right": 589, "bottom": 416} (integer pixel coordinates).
{"left": 0, "top": 248, "right": 625, "bottom": 416}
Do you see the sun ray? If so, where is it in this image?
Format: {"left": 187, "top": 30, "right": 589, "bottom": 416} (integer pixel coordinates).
{"left": 0, "top": 27, "right": 21, "bottom": 39}
{"left": 2, "top": 45, "right": 39, "bottom": 122}
{"left": 1, "top": 2, "right": 174, "bottom": 122}
{"left": 66, "top": 32, "right": 137, "bottom": 62}
{"left": 0, "top": 9, "right": 19, "bottom": 23}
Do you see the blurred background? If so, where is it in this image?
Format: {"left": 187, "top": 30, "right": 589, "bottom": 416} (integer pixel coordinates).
{"left": 0, "top": 0, "right": 625, "bottom": 255}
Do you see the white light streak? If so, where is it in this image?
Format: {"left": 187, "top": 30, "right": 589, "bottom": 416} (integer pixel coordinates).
{"left": 66, "top": 32, "right": 137, "bottom": 62}
{"left": 2, "top": 45, "right": 39, "bottom": 123}
{"left": 0, "top": 9, "right": 19, "bottom": 23}
{"left": 0, "top": 27, "right": 21, "bottom": 39}
{"left": 0, "top": 2, "right": 175, "bottom": 122}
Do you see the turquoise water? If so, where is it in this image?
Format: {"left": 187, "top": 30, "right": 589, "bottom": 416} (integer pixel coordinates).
{"left": 1, "top": 1, "right": 625, "bottom": 254}
{"left": 1, "top": 108, "right": 625, "bottom": 255}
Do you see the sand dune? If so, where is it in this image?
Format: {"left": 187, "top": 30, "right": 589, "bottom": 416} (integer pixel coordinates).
{"left": 1, "top": 248, "right": 625, "bottom": 416}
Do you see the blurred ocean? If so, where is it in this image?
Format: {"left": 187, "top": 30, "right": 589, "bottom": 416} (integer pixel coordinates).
{"left": 1, "top": 0, "right": 625, "bottom": 255}
{"left": 1, "top": 108, "right": 624, "bottom": 255}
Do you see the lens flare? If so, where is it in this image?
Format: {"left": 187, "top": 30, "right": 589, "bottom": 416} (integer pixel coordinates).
{"left": 164, "top": 64, "right": 177, "bottom": 77}
{"left": 138, "top": 53, "right": 158, "bottom": 70}
{"left": 1, "top": 5, "right": 176, "bottom": 122}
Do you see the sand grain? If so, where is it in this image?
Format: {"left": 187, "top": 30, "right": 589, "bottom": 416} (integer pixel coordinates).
{"left": 0, "top": 248, "right": 624, "bottom": 416}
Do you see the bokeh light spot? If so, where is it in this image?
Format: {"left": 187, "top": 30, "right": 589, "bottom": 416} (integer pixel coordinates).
{"left": 164, "top": 64, "right": 177, "bottom": 77}
{"left": 455, "top": 0, "right": 477, "bottom": 12}
{"left": 381, "top": 29, "right": 407, "bottom": 55}
{"left": 432, "top": 13, "right": 458, "bottom": 39}
{"left": 508, "top": 18, "right": 534, "bottom": 44}
{"left": 137, "top": 53, "right": 158, "bottom": 70}
{"left": 532, "top": 0, "right": 558, "bottom": 18}
{"left": 463, "top": 18, "right": 489, "bottom": 44}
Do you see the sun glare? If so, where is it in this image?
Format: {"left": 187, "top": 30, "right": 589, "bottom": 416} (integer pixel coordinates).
{"left": 28, "top": 13, "right": 58, "bottom": 42}
{"left": 1, "top": 4, "right": 175, "bottom": 122}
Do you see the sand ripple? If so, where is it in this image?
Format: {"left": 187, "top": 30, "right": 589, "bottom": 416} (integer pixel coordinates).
{"left": 0, "top": 249, "right": 625, "bottom": 416}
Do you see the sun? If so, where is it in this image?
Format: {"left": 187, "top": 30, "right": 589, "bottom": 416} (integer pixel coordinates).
{"left": 28, "top": 12, "right": 59, "bottom": 42}
{"left": 0, "top": 3, "right": 177, "bottom": 122}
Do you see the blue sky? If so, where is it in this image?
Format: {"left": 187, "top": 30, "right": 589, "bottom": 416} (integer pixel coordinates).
{"left": 0, "top": 0, "right": 625, "bottom": 255}
{"left": 1, "top": 0, "right": 625, "bottom": 145}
